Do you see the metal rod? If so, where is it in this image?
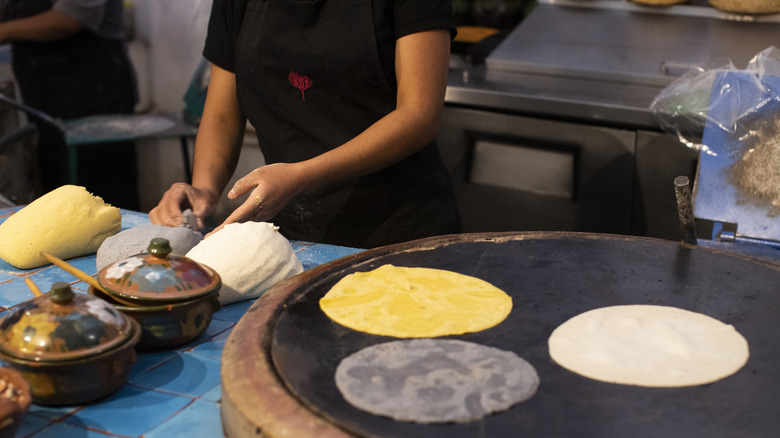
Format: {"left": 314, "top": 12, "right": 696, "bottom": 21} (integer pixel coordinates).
{"left": 674, "top": 175, "right": 698, "bottom": 245}
{"left": 0, "top": 92, "right": 64, "bottom": 131}
{"left": 719, "top": 231, "right": 780, "bottom": 250}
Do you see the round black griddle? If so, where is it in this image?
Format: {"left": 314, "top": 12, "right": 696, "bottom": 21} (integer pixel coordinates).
{"left": 223, "top": 232, "right": 780, "bottom": 438}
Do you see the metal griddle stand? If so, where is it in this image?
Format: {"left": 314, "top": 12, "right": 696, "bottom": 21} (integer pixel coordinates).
{"left": 682, "top": 71, "right": 780, "bottom": 262}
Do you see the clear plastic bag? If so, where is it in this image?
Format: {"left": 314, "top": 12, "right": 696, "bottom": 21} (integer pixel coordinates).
{"left": 650, "top": 46, "right": 780, "bottom": 153}
{"left": 656, "top": 46, "right": 780, "bottom": 241}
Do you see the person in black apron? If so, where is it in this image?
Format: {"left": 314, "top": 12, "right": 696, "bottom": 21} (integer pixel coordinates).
{"left": 150, "top": 0, "right": 461, "bottom": 249}
{"left": 0, "top": 0, "right": 139, "bottom": 210}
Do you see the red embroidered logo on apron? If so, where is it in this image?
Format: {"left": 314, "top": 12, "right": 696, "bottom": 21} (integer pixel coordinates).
{"left": 288, "top": 71, "right": 313, "bottom": 101}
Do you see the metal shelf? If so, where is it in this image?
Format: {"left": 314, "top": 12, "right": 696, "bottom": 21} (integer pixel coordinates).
{"left": 540, "top": 0, "right": 780, "bottom": 22}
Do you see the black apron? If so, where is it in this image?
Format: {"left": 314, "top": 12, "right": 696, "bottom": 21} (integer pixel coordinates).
{"left": 3, "top": 0, "right": 140, "bottom": 209}
{"left": 235, "top": 0, "right": 461, "bottom": 248}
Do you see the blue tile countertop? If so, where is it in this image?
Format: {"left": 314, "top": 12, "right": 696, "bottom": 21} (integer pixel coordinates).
{"left": 0, "top": 206, "right": 363, "bottom": 438}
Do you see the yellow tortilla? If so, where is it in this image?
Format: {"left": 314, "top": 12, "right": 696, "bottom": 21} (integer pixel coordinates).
{"left": 548, "top": 305, "right": 750, "bottom": 387}
{"left": 319, "top": 264, "right": 512, "bottom": 338}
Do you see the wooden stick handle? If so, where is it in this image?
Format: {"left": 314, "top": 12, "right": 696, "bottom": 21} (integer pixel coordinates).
{"left": 24, "top": 277, "right": 43, "bottom": 297}
{"left": 39, "top": 251, "right": 107, "bottom": 294}
{"left": 39, "top": 251, "right": 143, "bottom": 307}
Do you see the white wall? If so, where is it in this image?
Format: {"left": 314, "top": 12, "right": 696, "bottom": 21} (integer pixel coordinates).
{"left": 132, "top": 0, "right": 211, "bottom": 113}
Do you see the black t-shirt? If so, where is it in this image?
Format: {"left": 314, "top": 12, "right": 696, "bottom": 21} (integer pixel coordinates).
{"left": 203, "top": 0, "right": 456, "bottom": 89}
{"left": 201, "top": 0, "right": 461, "bottom": 248}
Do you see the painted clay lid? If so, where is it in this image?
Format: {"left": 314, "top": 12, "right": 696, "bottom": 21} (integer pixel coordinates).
{"left": 0, "top": 282, "right": 135, "bottom": 362}
{"left": 96, "top": 237, "right": 221, "bottom": 305}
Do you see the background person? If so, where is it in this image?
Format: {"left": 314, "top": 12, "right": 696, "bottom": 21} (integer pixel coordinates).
{"left": 0, "top": 0, "right": 139, "bottom": 209}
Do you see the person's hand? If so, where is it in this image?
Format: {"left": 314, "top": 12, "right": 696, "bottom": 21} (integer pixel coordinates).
{"left": 149, "top": 182, "right": 217, "bottom": 230}
{"left": 209, "top": 163, "right": 305, "bottom": 235}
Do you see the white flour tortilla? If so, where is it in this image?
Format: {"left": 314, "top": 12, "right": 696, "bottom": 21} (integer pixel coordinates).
{"left": 548, "top": 305, "right": 750, "bottom": 387}
{"left": 335, "top": 339, "right": 540, "bottom": 423}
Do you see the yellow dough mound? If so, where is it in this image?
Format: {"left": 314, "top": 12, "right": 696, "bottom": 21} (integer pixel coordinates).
{"left": 320, "top": 264, "right": 513, "bottom": 338}
{"left": 0, "top": 185, "right": 121, "bottom": 269}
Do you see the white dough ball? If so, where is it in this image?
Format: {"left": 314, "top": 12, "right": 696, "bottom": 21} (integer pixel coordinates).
{"left": 185, "top": 222, "right": 303, "bottom": 304}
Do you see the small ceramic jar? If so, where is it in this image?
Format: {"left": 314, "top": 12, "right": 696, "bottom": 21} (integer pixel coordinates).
{"left": 0, "top": 283, "right": 140, "bottom": 405}
{"left": 0, "top": 367, "right": 31, "bottom": 437}
{"left": 94, "top": 238, "right": 222, "bottom": 349}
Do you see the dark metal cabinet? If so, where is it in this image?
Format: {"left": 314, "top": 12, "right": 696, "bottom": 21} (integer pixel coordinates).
{"left": 438, "top": 107, "right": 698, "bottom": 240}
{"left": 439, "top": 106, "right": 636, "bottom": 235}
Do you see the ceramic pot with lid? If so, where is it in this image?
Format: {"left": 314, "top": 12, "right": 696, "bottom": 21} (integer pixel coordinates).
{"left": 97, "top": 237, "right": 221, "bottom": 306}
{"left": 94, "top": 237, "right": 222, "bottom": 349}
{"left": 0, "top": 282, "right": 141, "bottom": 405}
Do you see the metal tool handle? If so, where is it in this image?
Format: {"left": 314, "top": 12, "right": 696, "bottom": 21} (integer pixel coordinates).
{"left": 674, "top": 175, "right": 698, "bottom": 245}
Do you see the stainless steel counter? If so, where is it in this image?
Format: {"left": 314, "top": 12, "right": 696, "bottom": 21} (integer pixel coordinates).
{"left": 446, "top": 65, "right": 663, "bottom": 129}
{"left": 487, "top": 2, "right": 779, "bottom": 86}
{"left": 446, "top": 0, "right": 780, "bottom": 129}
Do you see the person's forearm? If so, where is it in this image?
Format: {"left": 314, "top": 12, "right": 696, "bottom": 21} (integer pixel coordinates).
{"left": 0, "top": 10, "right": 82, "bottom": 43}
{"left": 295, "top": 104, "right": 440, "bottom": 193}
{"left": 191, "top": 65, "right": 247, "bottom": 203}
{"left": 191, "top": 115, "right": 246, "bottom": 203}
{"left": 293, "top": 29, "right": 450, "bottom": 194}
